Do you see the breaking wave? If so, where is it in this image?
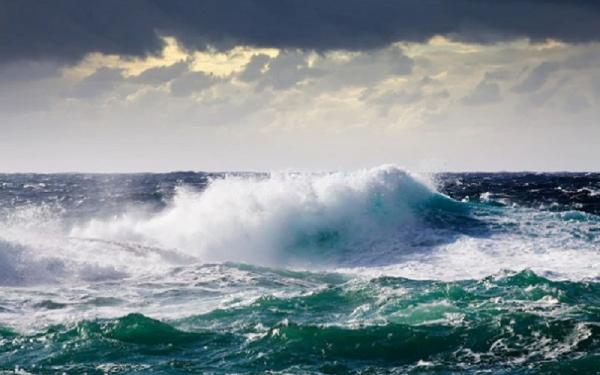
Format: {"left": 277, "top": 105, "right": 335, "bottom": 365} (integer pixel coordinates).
{"left": 71, "top": 165, "right": 471, "bottom": 266}
{"left": 0, "top": 165, "right": 598, "bottom": 285}
{"left": 1, "top": 167, "right": 599, "bottom": 373}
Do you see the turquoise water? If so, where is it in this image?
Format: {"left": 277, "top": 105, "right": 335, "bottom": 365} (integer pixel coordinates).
{"left": 0, "top": 167, "right": 598, "bottom": 373}
{"left": 1, "top": 268, "right": 598, "bottom": 374}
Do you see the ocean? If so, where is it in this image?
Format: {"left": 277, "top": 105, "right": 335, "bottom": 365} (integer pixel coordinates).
{"left": 0, "top": 165, "right": 598, "bottom": 374}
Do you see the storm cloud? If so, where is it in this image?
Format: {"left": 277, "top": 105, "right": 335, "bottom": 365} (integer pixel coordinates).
{"left": 2, "top": 0, "right": 600, "bottom": 65}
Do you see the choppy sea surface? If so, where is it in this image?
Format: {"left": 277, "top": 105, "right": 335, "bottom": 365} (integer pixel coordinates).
{"left": 0, "top": 166, "right": 598, "bottom": 374}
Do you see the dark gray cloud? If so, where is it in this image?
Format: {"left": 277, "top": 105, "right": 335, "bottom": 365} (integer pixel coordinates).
{"left": 3, "top": 0, "right": 600, "bottom": 65}
{"left": 255, "top": 51, "right": 321, "bottom": 91}
{"left": 241, "top": 47, "right": 414, "bottom": 92}
{"left": 169, "top": 71, "right": 217, "bottom": 97}
{"left": 0, "top": 61, "right": 63, "bottom": 85}
{"left": 69, "top": 67, "right": 124, "bottom": 98}
{"left": 512, "top": 62, "right": 561, "bottom": 93}
{"left": 463, "top": 81, "right": 501, "bottom": 105}
{"left": 564, "top": 50, "right": 600, "bottom": 70}
{"left": 312, "top": 47, "right": 414, "bottom": 90}
{"left": 239, "top": 54, "right": 271, "bottom": 82}
{"left": 365, "top": 89, "right": 424, "bottom": 116}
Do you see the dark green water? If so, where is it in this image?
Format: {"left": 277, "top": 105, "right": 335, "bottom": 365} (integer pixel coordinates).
{"left": 1, "top": 269, "right": 598, "bottom": 374}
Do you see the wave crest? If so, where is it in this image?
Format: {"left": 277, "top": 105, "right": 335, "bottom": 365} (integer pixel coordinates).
{"left": 72, "top": 165, "right": 467, "bottom": 266}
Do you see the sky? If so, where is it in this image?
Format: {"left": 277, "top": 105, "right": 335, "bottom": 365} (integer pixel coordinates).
{"left": 1, "top": 0, "right": 600, "bottom": 172}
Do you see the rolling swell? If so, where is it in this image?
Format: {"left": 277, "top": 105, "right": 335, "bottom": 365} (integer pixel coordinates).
{"left": 0, "top": 270, "right": 598, "bottom": 374}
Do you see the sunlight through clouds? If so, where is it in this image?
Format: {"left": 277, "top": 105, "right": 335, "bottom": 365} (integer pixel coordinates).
{"left": 2, "top": 1, "right": 600, "bottom": 172}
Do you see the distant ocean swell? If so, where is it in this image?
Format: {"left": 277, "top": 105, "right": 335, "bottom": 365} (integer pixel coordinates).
{"left": 0, "top": 166, "right": 598, "bottom": 373}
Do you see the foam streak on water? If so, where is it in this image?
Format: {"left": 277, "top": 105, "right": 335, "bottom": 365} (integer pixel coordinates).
{"left": 0, "top": 166, "right": 598, "bottom": 373}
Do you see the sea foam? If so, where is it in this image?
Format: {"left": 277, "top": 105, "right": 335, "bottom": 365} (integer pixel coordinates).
{"left": 72, "top": 165, "right": 457, "bottom": 266}
{"left": 1, "top": 165, "right": 598, "bottom": 285}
